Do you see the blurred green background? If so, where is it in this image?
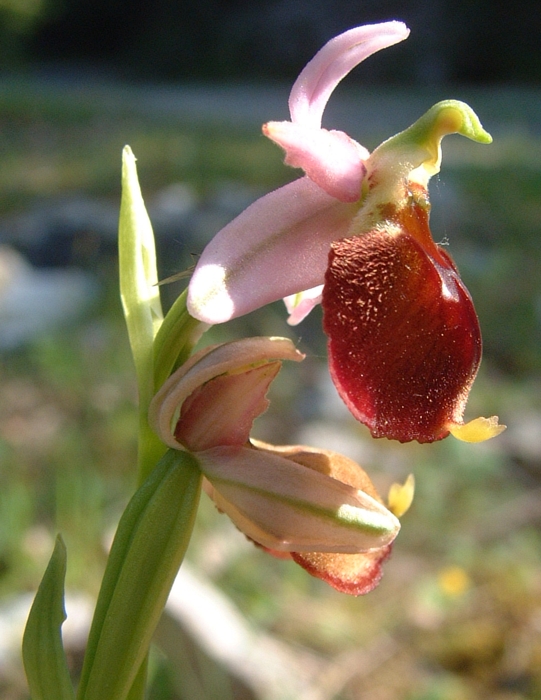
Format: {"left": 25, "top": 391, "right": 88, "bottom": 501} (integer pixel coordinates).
{"left": 1, "top": 2, "right": 541, "bottom": 699}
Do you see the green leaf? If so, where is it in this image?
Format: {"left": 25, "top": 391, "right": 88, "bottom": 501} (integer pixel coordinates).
{"left": 119, "top": 145, "right": 163, "bottom": 390}
{"left": 22, "top": 535, "right": 75, "bottom": 700}
{"left": 118, "top": 146, "right": 168, "bottom": 480}
{"left": 77, "top": 450, "right": 202, "bottom": 700}
{"left": 125, "top": 658, "right": 149, "bottom": 700}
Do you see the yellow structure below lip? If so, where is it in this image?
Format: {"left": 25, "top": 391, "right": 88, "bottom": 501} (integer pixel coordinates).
{"left": 449, "top": 415, "right": 506, "bottom": 443}
{"left": 387, "top": 474, "right": 415, "bottom": 518}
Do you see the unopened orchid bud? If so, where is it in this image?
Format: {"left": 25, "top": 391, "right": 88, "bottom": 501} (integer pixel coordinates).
{"left": 197, "top": 444, "right": 400, "bottom": 554}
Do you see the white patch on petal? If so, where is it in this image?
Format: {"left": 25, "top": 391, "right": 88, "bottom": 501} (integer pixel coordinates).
{"left": 187, "top": 264, "right": 235, "bottom": 323}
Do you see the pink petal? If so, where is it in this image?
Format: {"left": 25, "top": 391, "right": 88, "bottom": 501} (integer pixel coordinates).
{"left": 263, "top": 122, "right": 367, "bottom": 202}
{"left": 187, "top": 177, "right": 356, "bottom": 324}
{"left": 289, "top": 22, "right": 410, "bottom": 128}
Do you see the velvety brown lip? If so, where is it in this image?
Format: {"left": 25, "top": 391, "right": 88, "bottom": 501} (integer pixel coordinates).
{"left": 322, "top": 207, "right": 482, "bottom": 443}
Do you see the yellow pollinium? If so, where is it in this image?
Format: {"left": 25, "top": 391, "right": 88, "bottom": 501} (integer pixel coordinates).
{"left": 449, "top": 416, "right": 506, "bottom": 443}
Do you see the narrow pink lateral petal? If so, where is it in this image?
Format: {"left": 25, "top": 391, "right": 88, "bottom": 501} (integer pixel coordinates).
{"left": 289, "top": 22, "right": 410, "bottom": 128}
{"left": 187, "top": 177, "right": 357, "bottom": 324}
{"left": 284, "top": 285, "right": 323, "bottom": 325}
{"left": 263, "top": 121, "right": 367, "bottom": 202}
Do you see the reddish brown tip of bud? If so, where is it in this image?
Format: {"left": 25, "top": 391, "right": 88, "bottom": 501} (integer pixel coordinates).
{"left": 292, "top": 544, "right": 392, "bottom": 595}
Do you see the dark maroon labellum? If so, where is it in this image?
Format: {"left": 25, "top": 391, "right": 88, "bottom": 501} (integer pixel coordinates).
{"left": 322, "top": 201, "right": 482, "bottom": 443}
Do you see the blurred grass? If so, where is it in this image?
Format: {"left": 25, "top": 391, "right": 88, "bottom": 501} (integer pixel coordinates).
{"left": 1, "top": 81, "right": 541, "bottom": 700}
{"left": 0, "top": 79, "right": 288, "bottom": 213}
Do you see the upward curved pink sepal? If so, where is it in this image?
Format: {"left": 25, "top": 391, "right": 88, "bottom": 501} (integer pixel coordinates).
{"left": 263, "top": 22, "right": 409, "bottom": 202}
{"left": 288, "top": 21, "right": 410, "bottom": 128}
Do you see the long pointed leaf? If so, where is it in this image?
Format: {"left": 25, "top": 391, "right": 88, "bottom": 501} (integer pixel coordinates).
{"left": 119, "top": 145, "right": 163, "bottom": 391}
{"left": 22, "top": 535, "right": 75, "bottom": 700}
{"left": 118, "top": 146, "right": 167, "bottom": 481}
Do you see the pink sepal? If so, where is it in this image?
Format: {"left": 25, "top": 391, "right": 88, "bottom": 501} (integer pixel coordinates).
{"left": 187, "top": 177, "right": 355, "bottom": 324}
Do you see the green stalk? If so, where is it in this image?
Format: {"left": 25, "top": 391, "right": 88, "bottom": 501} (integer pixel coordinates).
{"left": 76, "top": 450, "right": 201, "bottom": 700}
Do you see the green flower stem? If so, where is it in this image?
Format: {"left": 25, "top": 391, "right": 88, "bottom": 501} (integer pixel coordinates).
{"left": 137, "top": 284, "right": 207, "bottom": 486}
{"left": 136, "top": 286, "right": 206, "bottom": 484}
{"left": 76, "top": 450, "right": 202, "bottom": 700}
{"left": 24, "top": 148, "right": 205, "bottom": 700}
{"left": 22, "top": 535, "right": 75, "bottom": 700}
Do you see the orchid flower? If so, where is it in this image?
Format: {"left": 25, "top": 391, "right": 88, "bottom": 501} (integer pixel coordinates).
{"left": 187, "top": 22, "right": 505, "bottom": 445}
{"left": 149, "top": 336, "right": 407, "bottom": 595}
